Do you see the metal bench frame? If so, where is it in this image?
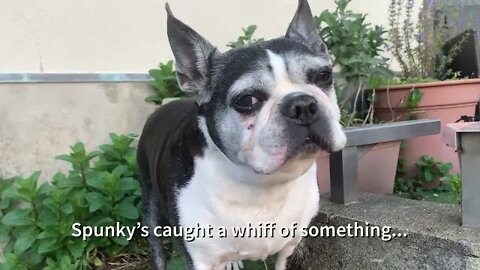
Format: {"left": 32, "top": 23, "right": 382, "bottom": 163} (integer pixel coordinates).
{"left": 329, "top": 119, "right": 441, "bottom": 204}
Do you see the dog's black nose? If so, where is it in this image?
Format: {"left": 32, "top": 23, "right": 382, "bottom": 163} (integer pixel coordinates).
{"left": 280, "top": 93, "right": 319, "bottom": 126}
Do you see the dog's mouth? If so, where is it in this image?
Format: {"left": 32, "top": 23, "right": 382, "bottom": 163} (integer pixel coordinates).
{"left": 243, "top": 125, "right": 346, "bottom": 175}
{"left": 288, "top": 130, "right": 334, "bottom": 159}
{"left": 249, "top": 137, "right": 324, "bottom": 175}
{"left": 240, "top": 145, "right": 288, "bottom": 175}
{"left": 305, "top": 132, "right": 334, "bottom": 152}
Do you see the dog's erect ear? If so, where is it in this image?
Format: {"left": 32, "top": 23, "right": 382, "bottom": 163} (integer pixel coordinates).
{"left": 286, "top": 0, "right": 326, "bottom": 54}
{"left": 166, "top": 3, "right": 217, "bottom": 101}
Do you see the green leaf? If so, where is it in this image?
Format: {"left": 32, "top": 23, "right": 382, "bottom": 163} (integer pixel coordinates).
{"left": 69, "top": 188, "right": 87, "bottom": 209}
{"left": 104, "top": 172, "right": 120, "bottom": 196}
{"left": 1, "top": 208, "right": 32, "bottom": 226}
{"left": 61, "top": 203, "right": 74, "bottom": 214}
{"left": 60, "top": 255, "right": 74, "bottom": 270}
{"left": 85, "top": 192, "right": 109, "bottom": 212}
{"left": 111, "top": 235, "right": 129, "bottom": 246}
{"left": 424, "top": 170, "right": 434, "bottom": 182}
{"left": 13, "top": 227, "right": 38, "bottom": 253}
{"left": 118, "top": 177, "right": 139, "bottom": 192}
{"left": 112, "top": 165, "right": 128, "bottom": 178}
{"left": 86, "top": 216, "right": 115, "bottom": 227}
{"left": 0, "top": 197, "right": 10, "bottom": 210}
{"left": 38, "top": 182, "right": 55, "bottom": 195}
{"left": 115, "top": 201, "right": 139, "bottom": 220}
{"left": 36, "top": 209, "right": 58, "bottom": 229}
{"left": 319, "top": 11, "right": 336, "bottom": 26}
{"left": 37, "top": 238, "right": 61, "bottom": 254}
{"left": 99, "top": 144, "right": 122, "bottom": 160}
{"left": 52, "top": 172, "right": 82, "bottom": 189}
{"left": 16, "top": 172, "right": 40, "bottom": 201}
{"left": 439, "top": 162, "right": 453, "bottom": 175}
{"left": 145, "top": 95, "right": 163, "bottom": 104}
{"left": 86, "top": 171, "right": 106, "bottom": 191}
{"left": 1, "top": 252, "right": 27, "bottom": 270}
{"left": 0, "top": 223, "right": 12, "bottom": 242}
{"left": 86, "top": 151, "right": 101, "bottom": 161}
{"left": 67, "top": 240, "right": 86, "bottom": 258}
{"left": 37, "top": 228, "right": 60, "bottom": 239}
{"left": 55, "top": 154, "right": 74, "bottom": 163}
{"left": 70, "top": 141, "right": 85, "bottom": 152}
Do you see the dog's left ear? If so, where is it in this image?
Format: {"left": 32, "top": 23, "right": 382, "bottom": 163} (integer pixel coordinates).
{"left": 286, "top": 0, "right": 327, "bottom": 54}
{"left": 166, "top": 3, "right": 218, "bottom": 102}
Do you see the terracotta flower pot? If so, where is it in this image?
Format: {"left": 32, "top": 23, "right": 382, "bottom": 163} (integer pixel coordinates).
{"left": 374, "top": 79, "right": 480, "bottom": 178}
{"left": 316, "top": 141, "right": 401, "bottom": 194}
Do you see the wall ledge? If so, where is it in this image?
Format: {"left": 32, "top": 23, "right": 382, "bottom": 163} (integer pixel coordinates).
{"left": 0, "top": 73, "right": 151, "bottom": 83}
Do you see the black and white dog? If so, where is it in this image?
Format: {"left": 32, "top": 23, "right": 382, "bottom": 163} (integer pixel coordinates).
{"left": 137, "top": 0, "right": 347, "bottom": 269}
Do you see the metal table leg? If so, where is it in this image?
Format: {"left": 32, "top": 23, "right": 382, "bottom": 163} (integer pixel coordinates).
{"left": 330, "top": 146, "right": 358, "bottom": 204}
{"left": 458, "top": 132, "right": 480, "bottom": 228}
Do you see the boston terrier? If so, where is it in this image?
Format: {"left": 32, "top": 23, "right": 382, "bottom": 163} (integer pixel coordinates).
{"left": 137, "top": 0, "right": 347, "bottom": 269}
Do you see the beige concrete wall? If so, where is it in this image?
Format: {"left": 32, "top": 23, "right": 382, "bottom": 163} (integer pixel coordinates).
{"left": 0, "top": 0, "right": 415, "bottom": 73}
{"left": 0, "top": 82, "right": 156, "bottom": 180}
{"left": 0, "top": 0, "right": 425, "bottom": 179}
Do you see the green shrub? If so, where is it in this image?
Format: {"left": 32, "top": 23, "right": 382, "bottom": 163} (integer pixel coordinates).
{"left": 0, "top": 134, "right": 141, "bottom": 269}
{"left": 388, "top": 0, "right": 470, "bottom": 80}
{"left": 227, "top": 25, "right": 264, "bottom": 49}
{"left": 316, "top": 0, "right": 392, "bottom": 87}
{"left": 394, "top": 155, "right": 458, "bottom": 204}
{"left": 445, "top": 173, "right": 462, "bottom": 205}
{"left": 315, "top": 0, "right": 393, "bottom": 125}
{"left": 415, "top": 155, "right": 453, "bottom": 185}
{"left": 146, "top": 61, "right": 185, "bottom": 105}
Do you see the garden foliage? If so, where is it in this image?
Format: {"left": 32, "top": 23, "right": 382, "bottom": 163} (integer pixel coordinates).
{"left": 0, "top": 134, "right": 140, "bottom": 269}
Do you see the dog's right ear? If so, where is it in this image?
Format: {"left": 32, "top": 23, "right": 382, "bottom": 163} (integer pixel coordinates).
{"left": 166, "top": 3, "right": 218, "bottom": 102}
{"left": 286, "top": 0, "right": 327, "bottom": 54}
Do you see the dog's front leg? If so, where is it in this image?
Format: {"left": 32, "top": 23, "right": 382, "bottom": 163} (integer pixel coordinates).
{"left": 140, "top": 179, "right": 167, "bottom": 270}
{"left": 275, "top": 238, "right": 302, "bottom": 270}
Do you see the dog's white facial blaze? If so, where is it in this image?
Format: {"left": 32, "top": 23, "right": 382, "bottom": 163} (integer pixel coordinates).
{"left": 236, "top": 52, "right": 291, "bottom": 174}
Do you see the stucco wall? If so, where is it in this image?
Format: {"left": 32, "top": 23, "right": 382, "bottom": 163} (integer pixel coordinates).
{"left": 0, "top": 0, "right": 413, "bottom": 73}
{"left": 0, "top": 0, "right": 424, "bottom": 179}
{"left": 0, "top": 81, "right": 155, "bottom": 179}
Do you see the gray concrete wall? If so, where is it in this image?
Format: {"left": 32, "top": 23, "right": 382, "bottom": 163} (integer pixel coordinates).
{"left": 0, "top": 80, "right": 156, "bottom": 180}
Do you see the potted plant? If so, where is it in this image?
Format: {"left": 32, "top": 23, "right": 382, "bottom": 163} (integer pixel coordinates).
{"left": 315, "top": 0, "right": 401, "bottom": 194}
{"left": 374, "top": 0, "right": 480, "bottom": 178}
{"left": 395, "top": 155, "right": 456, "bottom": 203}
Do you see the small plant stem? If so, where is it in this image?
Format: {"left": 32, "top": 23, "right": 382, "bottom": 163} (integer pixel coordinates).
{"left": 111, "top": 196, "right": 117, "bottom": 221}
{"left": 79, "top": 163, "right": 90, "bottom": 192}
{"left": 31, "top": 201, "right": 39, "bottom": 221}
{"left": 350, "top": 80, "right": 364, "bottom": 124}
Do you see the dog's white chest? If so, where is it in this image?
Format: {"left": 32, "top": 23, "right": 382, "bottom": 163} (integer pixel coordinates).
{"left": 176, "top": 153, "right": 320, "bottom": 267}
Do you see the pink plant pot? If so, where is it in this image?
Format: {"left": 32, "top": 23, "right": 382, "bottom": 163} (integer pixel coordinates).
{"left": 317, "top": 141, "right": 401, "bottom": 194}
{"left": 374, "top": 79, "right": 480, "bottom": 178}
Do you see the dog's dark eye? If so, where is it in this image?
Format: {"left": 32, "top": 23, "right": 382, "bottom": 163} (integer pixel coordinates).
{"left": 233, "top": 95, "right": 261, "bottom": 113}
{"left": 307, "top": 69, "right": 332, "bottom": 87}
